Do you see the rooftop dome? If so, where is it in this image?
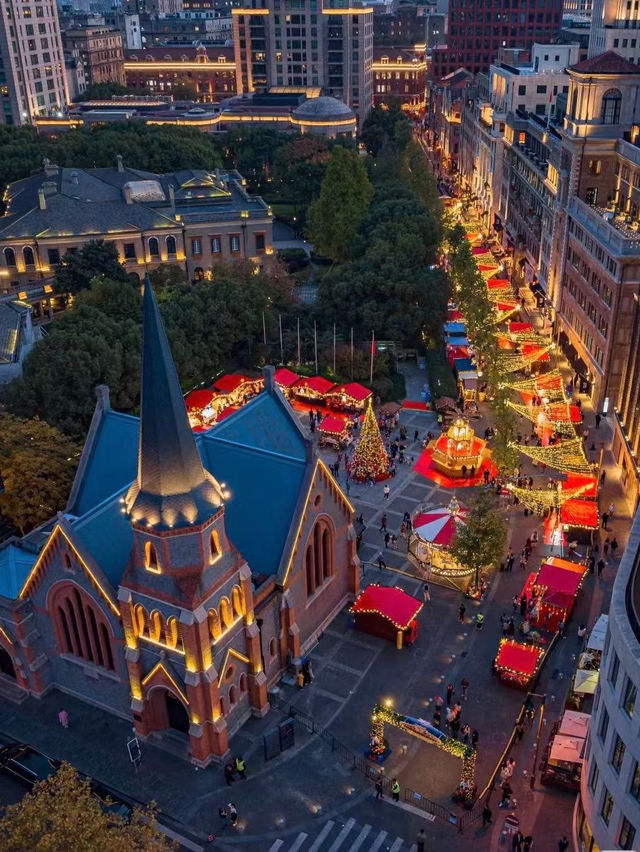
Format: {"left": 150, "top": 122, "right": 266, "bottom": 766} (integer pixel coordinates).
{"left": 292, "top": 96, "right": 355, "bottom": 122}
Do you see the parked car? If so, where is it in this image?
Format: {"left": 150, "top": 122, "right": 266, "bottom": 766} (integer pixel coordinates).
{"left": 0, "top": 743, "right": 132, "bottom": 821}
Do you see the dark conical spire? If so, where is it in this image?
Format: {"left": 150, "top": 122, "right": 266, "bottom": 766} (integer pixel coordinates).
{"left": 125, "top": 277, "right": 223, "bottom": 530}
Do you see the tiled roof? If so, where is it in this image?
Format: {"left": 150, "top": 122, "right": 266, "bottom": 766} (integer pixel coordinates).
{"left": 570, "top": 50, "right": 640, "bottom": 74}
{"left": 0, "top": 542, "right": 38, "bottom": 599}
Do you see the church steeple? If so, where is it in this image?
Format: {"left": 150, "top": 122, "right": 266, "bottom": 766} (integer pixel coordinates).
{"left": 125, "top": 278, "right": 223, "bottom": 530}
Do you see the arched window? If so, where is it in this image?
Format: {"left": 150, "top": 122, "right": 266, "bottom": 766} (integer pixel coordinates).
{"left": 23, "top": 246, "right": 35, "bottom": 267}
{"left": 51, "top": 584, "right": 115, "bottom": 671}
{"left": 4, "top": 247, "right": 15, "bottom": 267}
{"left": 239, "top": 673, "right": 247, "bottom": 692}
{"left": 305, "top": 545, "right": 315, "bottom": 597}
{"left": 62, "top": 552, "right": 73, "bottom": 572}
{"left": 219, "top": 696, "right": 226, "bottom": 717}
{"left": 601, "top": 88, "right": 622, "bottom": 125}
{"left": 208, "top": 608, "right": 221, "bottom": 641}
{"left": 144, "top": 541, "right": 160, "bottom": 573}
{"left": 134, "top": 603, "right": 147, "bottom": 635}
{"left": 219, "top": 596, "right": 233, "bottom": 628}
{"left": 165, "top": 616, "right": 179, "bottom": 649}
{"left": 210, "top": 531, "right": 220, "bottom": 564}
{"left": 314, "top": 524, "right": 323, "bottom": 589}
{"left": 232, "top": 585, "right": 244, "bottom": 618}
{"left": 322, "top": 527, "right": 333, "bottom": 580}
{"left": 149, "top": 610, "right": 163, "bottom": 642}
{"left": 148, "top": 236, "right": 159, "bottom": 257}
{"left": 229, "top": 685, "right": 237, "bottom": 706}
{"left": 166, "top": 235, "right": 177, "bottom": 256}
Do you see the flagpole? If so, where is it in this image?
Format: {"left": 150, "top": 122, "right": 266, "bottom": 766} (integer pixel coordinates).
{"left": 370, "top": 329, "right": 375, "bottom": 384}
{"left": 350, "top": 327, "right": 354, "bottom": 380}
{"left": 297, "top": 317, "right": 301, "bottom": 366}
{"left": 333, "top": 323, "right": 336, "bottom": 375}
{"left": 314, "top": 320, "right": 318, "bottom": 373}
{"left": 279, "top": 314, "right": 283, "bottom": 364}
{"left": 262, "top": 311, "right": 267, "bottom": 346}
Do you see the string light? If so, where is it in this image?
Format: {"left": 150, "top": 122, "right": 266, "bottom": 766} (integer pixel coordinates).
{"left": 496, "top": 344, "right": 553, "bottom": 374}
{"left": 511, "top": 437, "right": 592, "bottom": 474}
{"left": 349, "top": 400, "right": 390, "bottom": 481}
{"left": 506, "top": 480, "right": 592, "bottom": 513}
{"left": 351, "top": 585, "right": 423, "bottom": 630}
{"left": 506, "top": 400, "right": 580, "bottom": 435}
{"left": 494, "top": 638, "right": 544, "bottom": 686}
{"left": 500, "top": 370, "right": 566, "bottom": 401}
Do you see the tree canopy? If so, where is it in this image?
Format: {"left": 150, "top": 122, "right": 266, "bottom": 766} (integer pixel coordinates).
{"left": 307, "top": 147, "right": 373, "bottom": 262}
{"left": 450, "top": 490, "right": 507, "bottom": 582}
{"left": 0, "top": 763, "right": 175, "bottom": 851}
{"left": 54, "top": 240, "right": 132, "bottom": 296}
{"left": 0, "top": 416, "right": 80, "bottom": 534}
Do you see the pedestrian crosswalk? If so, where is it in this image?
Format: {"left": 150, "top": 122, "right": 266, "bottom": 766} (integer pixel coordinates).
{"left": 267, "top": 819, "right": 416, "bottom": 852}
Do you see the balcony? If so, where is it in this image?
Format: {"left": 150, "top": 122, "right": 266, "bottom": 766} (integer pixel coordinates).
{"left": 567, "top": 197, "right": 640, "bottom": 257}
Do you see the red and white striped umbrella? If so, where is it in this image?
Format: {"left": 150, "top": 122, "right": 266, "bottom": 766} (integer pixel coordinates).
{"left": 413, "top": 500, "right": 468, "bottom": 547}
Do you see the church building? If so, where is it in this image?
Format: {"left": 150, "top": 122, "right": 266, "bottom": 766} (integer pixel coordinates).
{"left": 0, "top": 281, "right": 359, "bottom": 765}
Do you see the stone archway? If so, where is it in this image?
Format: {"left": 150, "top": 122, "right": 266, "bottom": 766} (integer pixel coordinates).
{"left": 0, "top": 647, "right": 16, "bottom": 679}
{"left": 165, "top": 691, "right": 189, "bottom": 734}
{"left": 145, "top": 687, "right": 190, "bottom": 736}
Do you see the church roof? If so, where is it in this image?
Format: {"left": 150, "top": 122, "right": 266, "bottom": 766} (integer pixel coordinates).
{"left": 0, "top": 542, "right": 38, "bottom": 599}
{"left": 569, "top": 51, "right": 640, "bottom": 75}
{"left": 125, "top": 281, "right": 224, "bottom": 531}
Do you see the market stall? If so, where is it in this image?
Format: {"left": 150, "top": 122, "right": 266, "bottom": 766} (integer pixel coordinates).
{"left": 587, "top": 614, "right": 609, "bottom": 652}
{"left": 494, "top": 638, "right": 545, "bottom": 689}
{"left": 212, "top": 374, "right": 263, "bottom": 406}
{"left": 274, "top": 368, "right": 300, "bottom": 397}
{"left": 325, "top": 382, "right": 372, "bottom": 412}
{"left": 532, "top": 558, "right": 588, "bottom": 631}
{"left": 292, "top": 375, "right": 335, "bottom": 403}
{"left": 540, "top": 710, "right": 590, "bottom": 790}
{"left": 318, "top": 414, "right": 353, "bottom": 449}
{"left": 351, "top": 585, "right": 422, "bottom": 648}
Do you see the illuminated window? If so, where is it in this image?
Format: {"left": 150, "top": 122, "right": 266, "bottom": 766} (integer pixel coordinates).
{"left": 165, "top": 616, "right": 180, "bottom": 649}
{"left": 144, "top": 541, "right": 160, "bottom": 572}
{"left": 149, "top": 610, "right": 163, "bottom": 642}
{"left": 53, "top": 584, "right": 115, "bottom": 671}
{"left": 134, "top": 603, "right": 147, "bottom": 634}
{"left": 232, "top": 585, "right": 244, "bottom": 617}
{"left": 219, "top": 596, "right": 233, "bottom": 628}
{"left": 208, "top": 608, "right": 221, "bottom": 640}
{"left": 210, "top": 531, "right": 220, "bottom": 563}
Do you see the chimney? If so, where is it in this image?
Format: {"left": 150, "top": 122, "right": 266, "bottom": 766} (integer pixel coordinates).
{"left": 43, "top": 157, "right": 59, "bottom": 177}
{"left": 168, "top": 184, "right": 175, "bottom": 209}
{"left": 123, "top": 184, "right": 133, "bottom": 205}
{"left": 38, "top": 188, "right": 46, "bottom": 210}
{"left": 42, "top": 181, "right": 57, "bottom": 197}
{"left": 263, "top": 365, "right": 275, "bottom": 394}
{"left": 116, "top": 154, "right": 124, "bottom": 173}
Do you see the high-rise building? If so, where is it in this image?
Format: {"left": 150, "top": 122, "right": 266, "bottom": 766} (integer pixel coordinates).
{"left": 0, "top": 0, "right": 68, "bottom": 125}
{"left": 589, "top": 0, "right": 640, "bottom": 60}
{"left": 232, "top": 0, "right": 373, "bottom": 125}
{"left": 430, "top": 0, "right": 563, "bottom": 80}
{"left": 577, "top": 506, "right": 640, "bottom": 851}
{"left": 62, "top": 26, "right": 125, "bottom": 86}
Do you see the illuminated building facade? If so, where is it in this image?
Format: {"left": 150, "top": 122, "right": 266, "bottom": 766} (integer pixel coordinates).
{"left": 372, "top": 46, "right": 426, "bottom": 114}
{"left": 124, "top": 44, "right": 237, "bottom": 101}
{"left": 232, "top": 0, "right": 373, "bottom": 125}
{"left": 62, "top": 26, "right": 125, "bottom": 86}
{"left": 0, "top": 161, "right": 273, "bottom": 292}
{"left": 0, "top": 285, "right": 359, "bottom": 765}
{"left": 0, "top": 0, "right": 68, "bottom": 125}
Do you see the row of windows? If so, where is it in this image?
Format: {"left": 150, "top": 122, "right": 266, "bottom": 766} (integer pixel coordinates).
{"left": 190, "top": 233, "right": 265, "bottom": 257}
{"left": 54, "top": 584, "right": 115, "bottom": 672}
{"left": 305, "top": 521, "right": 333, "bottom": 599}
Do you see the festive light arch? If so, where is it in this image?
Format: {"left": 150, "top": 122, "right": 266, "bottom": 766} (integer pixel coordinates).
{"left": 511, "top": 437, "right": 592, "bottom": 474}
{"left": 500, "top": 369, "right": 565, "bottom": 399}
{"left": 369, "top": 704, "right": 476, "bottom": 803}
{"left": 506, "top": 479, "right": 593, "bottom": 513}
{"left": 496, "top": 344, "right": 553, "bottom": 374}
{"left": 506, "top": 401, "right": 579, "bottom": 435}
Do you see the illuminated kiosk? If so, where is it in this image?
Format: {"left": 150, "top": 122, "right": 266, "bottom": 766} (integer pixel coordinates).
{"left": 368, "top": 704, "right": 476, "bottom": 806}
{"left": 408, "top": 497, "right": 474, "bottom": 589}
{"left": 430, "top": 418, "right": 489, "bottom": 479}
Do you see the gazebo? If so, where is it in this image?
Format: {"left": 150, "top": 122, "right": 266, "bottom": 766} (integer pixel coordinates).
{"left": 430, "top": 418, "right": 489, "bottom": 479}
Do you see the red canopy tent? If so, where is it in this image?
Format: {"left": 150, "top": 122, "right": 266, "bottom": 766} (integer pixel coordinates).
{"left": 325, "top": 382, "right": 372, "bottom": 410}
{"left": 274, "top": 368, "right": 300, "bottom": 388}
{"left": 351, "top": 585, "right": 422, "bottom": 647}
{"left": 293, "top": 375, "right": 335, "bottom": 399}
{"left": 319, "top": 414, "right": 348, "bottom": 436}
{"left": 448, "top": 309, "right": 464, "bottom": 321}
{"left": 509, "top": 322, "right": 535, "bottom": 334}
{"left": 213, "top": 373, "right": 254, "bottom": 393}
{"left": 217, "top": 405, "right": 239, "bottom": 422}
{"left": 494, "top": 639, "right": 545, "bottom": 689}
{"left": 447, "top": 344, "right": 469, "bottom": 365}
{"left": 560, "top": 499, "right": 599, "bottom": 529}
{"left": 562, "top": 474, "right": 598, "bottom": 498}
{"left": 533, "top": 558, "right": 589, "bottom": 630}
{"left": 472, "top": 247, "right": 492, "bottom": 256}
{"left": 184, "top": 389, "right": 215, "bottom": 410}
{"left": 487, "top": 278, "right": 511, "bottom": 290}
{"left": 537, "top": 372, "right": 564, "bottom": 392}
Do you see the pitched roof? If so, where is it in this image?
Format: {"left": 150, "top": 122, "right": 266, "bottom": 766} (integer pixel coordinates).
{"left": 570, "top": 50, "right": 640, "bottom": 75}
{"left": 125, "top": 281, "right": 224, "bottom": 531}
{"left": 72, "top": 491, "right": 134, "bottom": 589}
{"left": 0, "top": 542, "right": 38, "bottom": 599}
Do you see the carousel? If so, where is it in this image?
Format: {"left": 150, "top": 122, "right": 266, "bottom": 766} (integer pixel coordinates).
{"left": 430, "top": 418, "right": 490, "bottom": 479}
{"left": 408, "top": 497, "right": 473, "bottom": 588}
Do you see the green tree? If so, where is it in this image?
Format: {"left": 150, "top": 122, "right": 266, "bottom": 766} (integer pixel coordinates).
{"left": 360, "top": 102, "right": 406, "bottom": 156}
{"left": 0, "top": 763, "right": 175, "bottom": 851}
{"left": 54, "top": 240, "right": 132, "bottom": 296}
{"left": 0, "top": 416, "right": 80, "bottom": 534}
{"left": 148, "top": 263, "right": 189, "bottom": 293}
{"left": 307, "top": 148, "right": 373, "bottom": 262}
{"left": 79, "top": 82, "right": 140, "bottom": 101}
{"left": 450, "top": 489, "right": 507, "bottom": 589}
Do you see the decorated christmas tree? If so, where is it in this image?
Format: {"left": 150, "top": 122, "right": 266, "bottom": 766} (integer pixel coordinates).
{"left": 350, "top": 400, "right": 389, "bottom": 481}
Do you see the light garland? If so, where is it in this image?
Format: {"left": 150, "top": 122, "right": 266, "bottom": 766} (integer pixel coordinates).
{"left": 349, "top": 400, "right": 389, "bottom": 481}
{"left": 510, "top": 437, "right": 592, "bottom": 474}
{"left": 496, "top": 344, "right": 553, "bottom": 374}
{"left": 506, "top": 480, "right": 592, "bottom": 513}
{"left": 492, "top": 304, "right": 520, "bottom": 324}
{"left": 506, "top": 400, "right": 578, "bottom": 435}
{"left": 500, "top": 370, "right": 567, "bottom": 401}
{"left": 494, "top": 638, "right": 544, "bottom": 686}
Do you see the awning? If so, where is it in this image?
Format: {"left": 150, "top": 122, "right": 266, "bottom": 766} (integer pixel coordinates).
{"left": 549, "top": 734, "right": 586, "bottom": 765}
{"left": 184, "top": 388, "right": 215, "bottom": 410}
{"left": 453, "top": 357, "right": 475, "bottom": 373}
{"left": 274, "top": 367, "right": 300, "bottom": 388}
{"left": 573, "top": 669, "right": 599, "bottom": 695}
{"left": 446, "top": 336, "right": 470, "bottom": 347}
{"left": 327, "top": 382, "right": 372, "bottom": 402}
{"left": 293, "top": 375, "right": 335, "bottom": 396}
{"left": 587, "top": 614, "right": 609, "bottom": 652}
{"left": 444, "top": 321, "right": 467, "bottom": 335}
{"left": 558, "top": 710, "right": 591, "bottom": 739}
{"left": 319, "top": 414, "right": 348, "bottom": 435}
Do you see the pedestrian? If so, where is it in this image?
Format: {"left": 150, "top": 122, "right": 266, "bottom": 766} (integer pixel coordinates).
{"left": 228, "top": 803, "right": 238, "bottom": 828}
{"left": 416, "top": 828, "right": 426, "bottom": 852}
{"left": 462, "top": 464, "right": 467, "bottom": 479}
{"left": 611, "top": 537, "right": 619, "bottom": 558}
{"left": 433, "top": 706, "right": 441, "bottom": 728}
{"left": 306, "top": 661, "right": 314, "bottom": 683}
{"left": 476, "top": 612, "right": 484, "bottom": 630}
{"left": 588, "top": 555, "right": 595, "bottom": 574}
{"left": 520, "top": 595, "right": 527, "bottom": 618}
{"left": 224, "top": 762, "right": 234, "bottom": 785}
{"left": 384, "top": 532, "right": 391, "bottom": 548}
{"left": 446, "top": 682, "right": 454, "bottom": 706}
{"left": 519, "top": 555, "right": 527, "bottom": 571}
{"left": 523, "top": 836, "right": 533, "bottom": 852}
{"left": 375, "top": 777, "right": 383, "bottom": 800}
{"left": 423, "top": 583, "right": 431, "bottom": 603}
{"left": 514, "top": 722, "right": 524, "bottom": 742}
{"left": 595, "top": 413, "right": 601, "bottom": 429}
{"left": 512, "top": 829, "right": 524, "bottom": 851}
{"left": 414, "top": 429, "right": 419, "bottom": 443}
{"left": 558, "top": 619, "right": 565, "bottom": 637}
{"left": 600, "top": 469, "right": 607, "bottom": 485}
{"left": 380, "top": 514, "right": 388, "bottom": 532}
{"left": 378, "top": 555, "right": 387, "bottom": 570}
{"left": 604, "top": 537, "right": 610, "bottom": 556}
{"left": 471, "top": 729, "right": 479, "bottom": 748}
{"left": 482, "top": 804, "right": 493, "bottom": 827}
{"left": 597, "top": 558, "right": 605, "bottom": 578}
{"left": 608, "top": 502, "right": 615, "bottom": 519}
{"left": 558, "top": 836, "right": 569, "bottom": 852}
{"left": 391, "top": 778, "right": 400, "bottom": 802}
{"left": 500, "top": 782, "right": 513, "bottom": 807}
{"left": 602, "top": 511, "right": 609, "bottom": 530}
{"left": 461, "top": 677, "right": 469, "bottom": 700}
{"left": 58, "top": 708, "right": 69, "bottom": 729}
{"left": 458, "top": 602, "right": 466, "bottom": 623}
{"left": 218, "top": 806, "right": 228, "bottom": 829}
{"left": 383, "top": 484, "right": 390, "bottom": 500}
{"left": 235, "top": 755, "right": 246, "bottom": 779}
{"left": 462, "top": 723, "right": 471, "bottom": 744}
{"left": 512, "top": 595, "right": 519, "bottom": 613}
